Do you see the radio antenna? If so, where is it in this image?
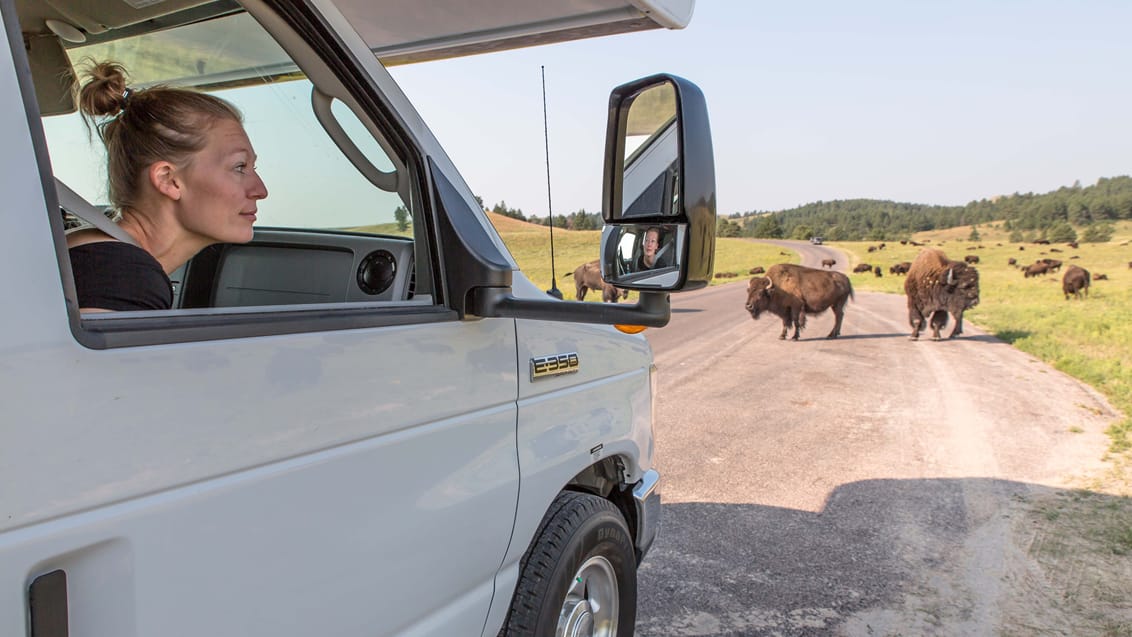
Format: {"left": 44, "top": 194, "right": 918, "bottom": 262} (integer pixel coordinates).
{"left": 541, "top": 65, "right": 563, "bottom": 299}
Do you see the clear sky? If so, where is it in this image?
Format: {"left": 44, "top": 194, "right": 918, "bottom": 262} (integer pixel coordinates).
{"left": 387, "top": 0, "right": 1132, "bottom": 218}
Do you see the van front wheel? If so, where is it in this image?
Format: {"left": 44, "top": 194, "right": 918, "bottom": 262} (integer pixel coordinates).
{"left": 504, "top": 491, "right": 637, "bottom": 637}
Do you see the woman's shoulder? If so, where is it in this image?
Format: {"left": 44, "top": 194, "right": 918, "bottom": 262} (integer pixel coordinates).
{"left": 66, "top": 227, "right": 117, "bottom": 249}
{"left": 69, "top": 238, "right": 162, "bottom": 272}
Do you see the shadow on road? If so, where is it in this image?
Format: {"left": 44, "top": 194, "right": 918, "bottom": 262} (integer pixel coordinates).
{"left": 636, "top": 477, "right": 1132, "bottom": 636}
{"left": 673, "top": 308, "right": 705, "bottom": 314}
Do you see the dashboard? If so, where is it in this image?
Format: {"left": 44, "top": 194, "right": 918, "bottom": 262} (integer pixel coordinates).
{"left": 173, "top": 228, "right": 417, "bottom": 309}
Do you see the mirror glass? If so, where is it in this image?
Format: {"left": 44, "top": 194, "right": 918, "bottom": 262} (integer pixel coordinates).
{"left": 621, "top": 82, "right": 680, "bottom": 218}
{"left": 601, "top": 223, "right": 684, "bottom": 289}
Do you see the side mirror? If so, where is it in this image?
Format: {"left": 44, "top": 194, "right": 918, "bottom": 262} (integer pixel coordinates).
{"left": 600, "top": 75, "right": 716, "bottom": 291}
{"left": 455, "top": 74, "right": 714, "bottom": 328}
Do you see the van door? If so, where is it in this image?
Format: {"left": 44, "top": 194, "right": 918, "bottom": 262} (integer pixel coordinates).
{"left": 1, "top": 3, "right": 518, "bottom": 636}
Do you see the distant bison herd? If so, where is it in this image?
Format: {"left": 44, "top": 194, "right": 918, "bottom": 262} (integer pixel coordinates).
{"left": 740, "top": 238, "right": 1121, "bottom": 341}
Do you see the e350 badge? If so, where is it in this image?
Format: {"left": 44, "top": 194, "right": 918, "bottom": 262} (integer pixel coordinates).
{"left": 530, "top": 352, "right": 580, "bottom": 381}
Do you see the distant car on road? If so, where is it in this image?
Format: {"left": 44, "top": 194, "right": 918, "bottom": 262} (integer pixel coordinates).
{"left": 811, "top": 237, "right": 824, "bottom": 245}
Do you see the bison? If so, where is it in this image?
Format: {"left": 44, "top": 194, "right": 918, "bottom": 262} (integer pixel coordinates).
{"left": 1038, "top": 258, "right": 1063, "bottom": 272}
{"left": 964, "top": 254, "right": 980, "bottom": 264}
{"left": 852, "top": 263, "right": 873, "bottom": 273}
{"left": 874, "top": 266, "right": 882, "bottom": 277}
{"left": 572, "top": 260, "right": 627, "bottom": 303}
{"left": 745, "top": 264, "right": 853, "bottom": 340}
{"left": 1094, "top": 273, "right": 1109, "bottom": 281}
{"left": 889, "top": 261, "right": 911, "bottom": 275}
{"left": 749, "top": 266, "right": 766, "bottom": 275}
{"left": 904, "top": 248, "right": 980, "bottom": 340}
{"left": 820, "top": 258, "right": 836, "bottom": 268}
{"left": 1007, "top": 257, "right": 1017, "bottom": 266}
{"left": 1062, "top": 265, "right": 1090, "bottom": 300}
{"left": 1023, "top": 262, "right": 1049, "bottom": 278}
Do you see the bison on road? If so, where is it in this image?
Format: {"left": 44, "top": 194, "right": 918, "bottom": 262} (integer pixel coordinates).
{"left": 820, "top": 258, "right": 836, "bottom": 268}
{"left": 573, "top": 260, "right": 627, "bottom": 303}
{"left": 745, "top": 264, "right": 853, "bottom": 340}
{"left": 904, "top": 248, "right": 980, "bottom": 340}
{"left": 1062, "top": 265, "right": 1090, "bottom": 300}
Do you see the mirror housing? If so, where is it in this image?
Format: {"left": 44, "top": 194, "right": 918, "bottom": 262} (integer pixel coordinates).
{"left": 460, "top": 74, "right": 714, "bottom": 328}
{"left": 601, "top": 74, "right": 715, "bottom": 291}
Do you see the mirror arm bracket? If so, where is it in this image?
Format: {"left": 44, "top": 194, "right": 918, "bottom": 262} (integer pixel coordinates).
{"left": 469, "top": 288, "right": 671, "bottom": 328}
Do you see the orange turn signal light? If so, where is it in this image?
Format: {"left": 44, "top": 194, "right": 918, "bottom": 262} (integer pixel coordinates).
{"left": 615, "top": 324, "right": 648, "bottom": 334}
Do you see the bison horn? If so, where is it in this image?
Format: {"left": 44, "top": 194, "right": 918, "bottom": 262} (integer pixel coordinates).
{"left": 946, "top": 268, "right": 955, "bottom": 285}
{"left": 764, "top": 279, "right": 774, "bottom": 291}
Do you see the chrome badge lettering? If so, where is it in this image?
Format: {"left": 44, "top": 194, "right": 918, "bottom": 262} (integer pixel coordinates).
{"left": 530, "top": 352, "right": 580, "bottom": 381}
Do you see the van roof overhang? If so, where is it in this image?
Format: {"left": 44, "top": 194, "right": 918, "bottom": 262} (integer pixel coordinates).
{"left": 333, "top": 0, "right": 696, "bottom": 66}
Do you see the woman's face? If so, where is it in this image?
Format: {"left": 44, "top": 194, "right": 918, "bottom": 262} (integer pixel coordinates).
{"left": 643, "top": 230, "right": 660, "bottom": 259}
{"left": 176, "top": 118, "right": 268, "bottom": 245}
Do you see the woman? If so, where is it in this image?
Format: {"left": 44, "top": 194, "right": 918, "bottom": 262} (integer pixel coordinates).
{"left": 67, "top": 61, "right": 268, "bottom": 312}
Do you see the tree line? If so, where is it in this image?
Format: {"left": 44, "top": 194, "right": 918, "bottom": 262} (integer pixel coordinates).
{"left": 481, "top": 197, "right": 603, "bottom": 231}
{"left": 726, "top": 175, "right": 1132, "bottom": 242}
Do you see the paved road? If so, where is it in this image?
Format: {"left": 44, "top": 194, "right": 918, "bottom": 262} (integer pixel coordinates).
{"left": 635, "top": 241, "right": 1118, "bottom": 636}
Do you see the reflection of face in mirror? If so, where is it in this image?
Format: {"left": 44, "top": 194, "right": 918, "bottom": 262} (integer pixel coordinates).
{"left": 602, "top": 222, "right": 684, "bottom": 288}
{"left": 620, "top": 82, "right": 679, "bottom": 218}
{"left": 634, "top": 226, "right": 674, "bottom": 272}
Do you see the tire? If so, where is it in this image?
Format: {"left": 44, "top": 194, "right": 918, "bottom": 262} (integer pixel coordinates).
{"left": 503, "top": 491, "right": 637, "bottom": 637}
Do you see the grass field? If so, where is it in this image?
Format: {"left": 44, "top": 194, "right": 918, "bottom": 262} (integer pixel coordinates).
{"left": 831, "top": 220, "right": 1132, "bottom": 453}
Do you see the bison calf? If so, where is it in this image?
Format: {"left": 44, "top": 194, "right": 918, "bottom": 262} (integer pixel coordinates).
{"left": 746, "top": 264, "right": 853, "bottom": 340}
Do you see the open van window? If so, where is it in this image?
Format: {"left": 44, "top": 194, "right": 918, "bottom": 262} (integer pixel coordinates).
{"left": 37, "top": 6, "right": 442, "bottom": 338}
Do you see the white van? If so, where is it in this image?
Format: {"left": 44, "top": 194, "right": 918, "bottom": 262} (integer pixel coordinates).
{"left": 1, "top": 1, "right": 715, "bottom": 635}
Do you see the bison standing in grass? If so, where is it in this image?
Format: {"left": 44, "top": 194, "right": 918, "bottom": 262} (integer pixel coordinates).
{"left": 745, "top": 264, "right": 853, "bottom": 340}
{"left": 1063, "top": 265, "right": 1090, "bottom": 300}
{"left": 904, "top": 248, "right": 980, "bottom": 341}
{"left": 573, "top": 260, "right": 627, "bottom": 303}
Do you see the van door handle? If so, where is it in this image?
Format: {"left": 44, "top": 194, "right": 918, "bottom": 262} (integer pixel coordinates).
{"left": 28, "top": 569, "right": 69, "bottom": 637}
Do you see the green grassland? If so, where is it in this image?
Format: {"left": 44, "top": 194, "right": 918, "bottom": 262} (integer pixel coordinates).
{"left": 832, "top": 221, "right": 1132, "bottom": 453}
